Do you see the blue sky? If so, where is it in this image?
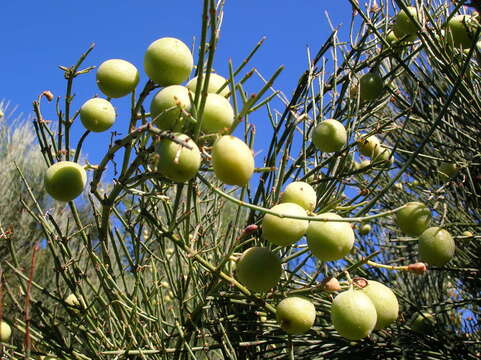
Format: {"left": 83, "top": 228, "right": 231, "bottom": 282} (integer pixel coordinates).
{"left": 0, "top": 1, "right": 351, "bottom": 165}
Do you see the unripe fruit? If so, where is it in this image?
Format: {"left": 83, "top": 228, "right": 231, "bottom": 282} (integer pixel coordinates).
{"left": 393, "top": 6, "right": 422, "bottom": 39}
{"left": 359, "top": 223, "right": 371, "bottom": 235}
{"left": 385, "top": 30, "right": 406, "bottom": 53}
{"left": 395, "top": 202, "right": 431, "bottom": 236}
{"left": 410, "top": 312, "right": 434, "bottom": 333}
{"left": 144, "top": 37, "right": 193, "bottom": 86}
{"left": 262, "top": 203, "right": 308, "bottom": 246}
{"left": 360, "top": 280, "right": 399, "bottom": 330}
{"left": 373, "top": 147, "right": 393, "bottom": 164}
{"left": 45, "top": 161, "right": 87, "bottom": 202}
{"left": 355, "top": 159, "right": 371, "bottom": 171}
{"left": 307, "top": 213, "right": 355, "bottom": 261}
{"left": 200, "top": 93, "right": 234, "bottom": 134}
{"left": 359, "top": 73, "right": 384, "bottom": 102}
{"left": 186, "top": 73, "right": 230, "bottom": 97}
{"left": 96, "top": 59, "right": 139, "bottom": 98}
{"left": 150, "top": 85, "right": 192, "bottom": 131}
{"left": 358, "top": 135, "right": 381, "bottom": 157}
{"left": 211, "top": 135, "right": 254, "bottom": 186}
{"left": 156, "top": 133, "right": 201, "bottom": 183}
{"left": 79, "top": 98, "right": 116, "bottom": 132}
{"left": 0, "top": 321, "right": 12, "bottom": 342}
{"left": 312, "top": 119, "right": 347, "bottom": 153}
{"left": 331, "top": 289, "right": 377, "bottom": 340}
{"left": 279, "top": 181, "right": 317, "bottom": 211}
{"left": 462, "top": 231, "right": 474, "bottom": 238}
{"left": 438, "top": 162, "right": 459, "bottom": 181}
{"left": 446, "top": 15, "right": 479, "bottom": 49}
{"left": 418, "top": 227, "right": 455, "bottom": 266}
{"left": 236, "top": 247, "right": 282, "bottom": 292}
{"left": 276, "top": 297, "right": 316, "bottom": 334}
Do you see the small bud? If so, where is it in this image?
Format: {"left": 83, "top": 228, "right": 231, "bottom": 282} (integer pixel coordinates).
{"left": 42, "top": 90, "right": 54, "bottom": 101}
{"left": 238, "top": 224, "right": 258, "bottom": 240}
{"left": 408, "top": 262, "right": 428, "bottom": 274}
{"left": 322, "top": 277, "right": 341, "bottom": 292}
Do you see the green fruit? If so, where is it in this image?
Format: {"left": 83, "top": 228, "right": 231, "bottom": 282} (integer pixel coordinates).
{"left": 312, "top": 119, "right": 347, "bottom": 153}
{"left": 462, "top": 231, "right": 474, "bottom": 238}
{"left": 79, "top": 98, "right": 116, "bottom": 132}
{"left": 360, "top": 280, "right": 399, "bottom": 330}
{"left": 150, "top": 85, "right": 192, "bottom": 131}
{"left": 438, "top": 162, "right": 459, "bottom": 181}
{"left": 307, "top": 213, "right": 355, "bottom": 261}
{"left": 276, "top": 297, "right": 316, "bottom": 334}
{"left": 236, "top": 247, "right": 282, "bottom": 292}
{"left": 0, "top": 321, "right": 11, "bottom": 342}
{"left": 358, "top": 135, "right": 381, "bottom": 157}
{"left": 144, "top": 37, "right": 193, "bottom": 86}
{"left": 211, "top": 135, "right": 254, "bottom": 186}
{"left": 279, "top": 181, "right": 317, "bottom": 211}
{"left": 395, "top": 202, "right": 431, "bottom": 236}
{"left": 355, "top": 159, "right": 371, "bottom": 171}
{"left": 262, "top": 203, "right": 308, "bottom": 246}
{"left": 186, "top": 73, "right": 230, "bottom": 97}
{"left": 418, "top": 227, "right": 455, "bottom": 266}
{"left": 359, "top": 73, "right": 384, "bottom": 102}
{"left": 331, "top": 289, "right": 377, "bottom": 340}
{"left": 393, "top": 6, "right": 422, "bottom": 39}
{"left": 96, "top": 59, "right": 139, "bottom": 98}
{"left": 156, "top": 133, "right": 201, "bottom": 183}
{"left": 45, "top": 161, "right": 87, "bottom": 202}
{"left": 410, "top": 312, "right": 434, "bottom": 333}
{"left": 200, "top": 93, "right": 235, "bottom": 134}
{"left": 359, "top": 223, "right": 371, "bottom": 235}
{"left": 446, "top": 15, "right": 479, "bottom": 49}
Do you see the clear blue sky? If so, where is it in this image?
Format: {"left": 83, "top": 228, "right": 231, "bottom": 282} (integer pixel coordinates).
{"left": 0, "top": 0, "right": 351, "bottom": 166}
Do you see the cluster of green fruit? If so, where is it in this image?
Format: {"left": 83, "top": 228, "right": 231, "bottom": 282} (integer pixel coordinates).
{"left": 233, "top": 193, "right": 457, "bottom": 339}
{"left": 396, "top": 201, "right": 456, "bottom": 266}
{"left": 44, "top": 37, "right": 256, "bottom": 202}
{"left": 389, "top": 6, "right": 480, "bottom": 51}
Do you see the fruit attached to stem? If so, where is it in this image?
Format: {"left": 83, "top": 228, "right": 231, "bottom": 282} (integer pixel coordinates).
{"left": 276, "top": 297, "right": 316, "bottom": 334}
{"left": 360, "top": 280, "right": 399, "bottom": 330}
{"left": 312, "top": 119, "right": 347, "bottom": 153}
{"left": 156, "top": 133, "right": 201, "bottom": 183}
{"left": 0, "top": 321, "right": 12, "bottom": 342}
{"left": 186, "top": 73, "right": 230, "bottom": 97}
{"left": 331, "top": 289, "right": 377, "bottom": 340}
{"left": 211, "top": 135, "right": 254, "bottom": 186}
{"left": 96, "top": 59, "right": 139, "bottom": 98}
{"left": 279, "top": 181, "right": 317, "bottom": 211}
{"left": 150, "top": 85, "right": 192, "bottom": 131}
{"left": 236, "top": 247, "right": 282, "bottom": 292}
{"left": 45, "top": 161, "right": 87, "bottom": 202}
{"left": 395, "top": 201, "right": 432, "bottom": 236}
{"left": 262, "top": 203, "right": 309, "bottom": 246}
{"left": 144, "top": 37, "right": 193, "bottom": 86}
{"left": 307, "top": 213, "right": 355, "bottom": 261}
{"left": 80, "top": 98, "right": 116, "bottom": 132}
{"left": 418, "top": 227, "right": 455, "bottom": 266}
